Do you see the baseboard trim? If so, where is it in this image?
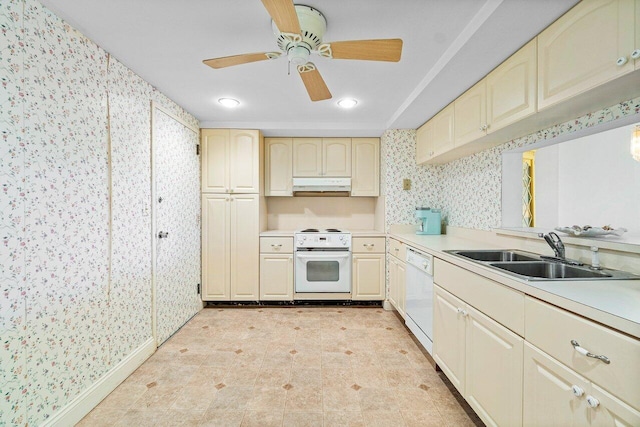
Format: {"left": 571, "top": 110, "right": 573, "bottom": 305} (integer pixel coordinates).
{"left": 43, "top": 337, "right": 156, "bottom": 427}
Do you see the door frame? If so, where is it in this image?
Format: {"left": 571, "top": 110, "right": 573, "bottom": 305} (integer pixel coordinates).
{"left": 150, "top": 101, "right": 200, "bottom": 345}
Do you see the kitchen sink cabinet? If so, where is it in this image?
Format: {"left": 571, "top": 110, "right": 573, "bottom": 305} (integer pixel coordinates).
{"left": 416, "top": 103, "right": 455, "bottom": 164}
{"left": 265, "top": 138, "right": 293, "bottom": 196}
{"left": 387, "top": 238, "right": 406, "bottom": 318}
{"left": 202, "top": 193, "right": 259, "bottom": 301}
{"left": 201, "top": 129, "right": 262, "bottom": 194}
{"left": 351, "top": 138, "right": 379, "bottom": 196}
{"left": 434, "top": 284, "right": 524, "bottom": 427}
{"left": 537, "top": 0, "right": 636, "bottom": 110}
{"left": 454, "top": 79, "right": 487, "bottom": 147}
{"left": 524, "top": 342, "right": 640, "bottom": 427}
{"left": 293, "top": 138, "right": 351, "bottom": 177}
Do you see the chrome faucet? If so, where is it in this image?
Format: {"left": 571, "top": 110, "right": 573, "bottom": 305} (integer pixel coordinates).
{"left": 539, "top": 232, "right": 565, "bottom": 259}
{"left": 538, "top": 232, "right": 583, "bottom": 266}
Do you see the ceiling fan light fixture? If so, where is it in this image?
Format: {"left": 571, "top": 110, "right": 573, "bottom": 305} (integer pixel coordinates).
{"left": 218, "top": 97, "right": 240, "bottom": 108}
{"left": 287, "top": 45, "right": 310, "bottom": 66}
{"left": 337, "top": 98, "right": 358, "bottom": 109}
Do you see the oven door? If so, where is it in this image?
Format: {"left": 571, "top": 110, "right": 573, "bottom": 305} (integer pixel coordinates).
{"left": 295, "top": 250, "right": 352, "bottom": 293}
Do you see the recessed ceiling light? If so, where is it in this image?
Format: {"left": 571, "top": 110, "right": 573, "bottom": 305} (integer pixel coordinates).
{"left": 337, "top": 98, "right": 358, "bottom": 109}
{"left": 218, "top": 97, "right": 240, "bottom": 108}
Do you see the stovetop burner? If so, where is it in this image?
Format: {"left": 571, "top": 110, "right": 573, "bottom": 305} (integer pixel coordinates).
{"left": 300, "top": 228, "right": 319, "bottom": 232}
{"left": 325, "top": 228, "right": 341, "bottom": 233}
{"left": 297, "top": 228, "right": 344, "bottom": 234}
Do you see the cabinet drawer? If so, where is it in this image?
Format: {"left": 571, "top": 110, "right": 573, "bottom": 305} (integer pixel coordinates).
{"left": 352, "top": 237, "right": 385, "bottom": 253}
{"left": 525, "top": 297, "right": 640, "bottom": 410}
{"left": 260, "top": 237, "right": 293, "bottom": 253}
{"left": 389, "top": 238, "right": 406, "bottom": 260}
{"left": 434, "top": 259, "right": 524, "bottom": 336}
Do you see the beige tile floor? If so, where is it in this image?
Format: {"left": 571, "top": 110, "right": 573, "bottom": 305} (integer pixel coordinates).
{"left": 78, "top": 306, "right": 484, "bottom": 427}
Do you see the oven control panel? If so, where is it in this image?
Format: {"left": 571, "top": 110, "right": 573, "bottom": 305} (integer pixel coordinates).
{"left": 295, "top": 233, "right": 351, "bottom": 249}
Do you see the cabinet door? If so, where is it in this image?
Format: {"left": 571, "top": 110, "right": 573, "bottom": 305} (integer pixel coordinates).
{"left": 524, "top": 342, "right": 590, "bottom": 427}
{"left": 351, "top": 138, "right": 379, "bottom": 196}
{"left": 230, "top": 194, "right": 259, "bottom": 300}
{"left": 636, "top": 0, "right": 640, "bottom": 70}
{"left": 323, "top": 138, "right": 352, "bottom": 177}
{"left": 265, "top": 138, "right": 293, "bottom": 196}
{"left": 431, "top": 103, "right": 455, "bottom": 156}
{"left": 260, "top": 254, "right": 293, "bottom": 300}
{"left": 396, "top": 261, "right": 406, "bottom": 319}
{"left": 352, "top": 253, "right": 385, "bottom": 300}
{"left": 229, "top": 129, "right": 260, "bottom": 193}
{"left": 416, "top": 120, "right": 433, "bottom": 164}
{"left": 466, "top": 304, "right": 524, "bottom": 427}
{"left": 293, "top": 138, "right": 322, "bottom": 177}
{"left": 202, "top": 194, "right": 230, "bottom": 300}
{"left": 537, "top": 0, "right": 635, "bottom": 110}
{"left": 433, "top": 285, "right": 466, "bottom": 395}
{"left": 388, "top": 256, "right": 399, "bottom": 309}
{"left": 590, "top": 383, "right": 640, "bottom": 427}
{"left": 455, "top": 80, "right": 487, "bottom": 147}
{"left": 201, "top": 129, "right": 229, "bottom": 193}
{"left": 487, "top": 39, "right": 537, "bottom": 133}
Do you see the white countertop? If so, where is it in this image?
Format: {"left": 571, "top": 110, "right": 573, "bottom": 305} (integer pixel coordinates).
{"left": 389, "top": 231, "right": 640, "bottom": 339}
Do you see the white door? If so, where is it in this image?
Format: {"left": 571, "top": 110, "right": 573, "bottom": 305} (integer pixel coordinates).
{"left": 152, "top": 106, "right": 202, "bottom": 345}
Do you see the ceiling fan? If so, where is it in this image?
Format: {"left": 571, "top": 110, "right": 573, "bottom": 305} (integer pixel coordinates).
{"left": 202, "top": 0, "right": 403, "bottom": 102}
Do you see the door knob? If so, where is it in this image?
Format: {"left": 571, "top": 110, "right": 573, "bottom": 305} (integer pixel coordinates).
{"left": 158, "top": 231, "right": 169, "bottom": 239}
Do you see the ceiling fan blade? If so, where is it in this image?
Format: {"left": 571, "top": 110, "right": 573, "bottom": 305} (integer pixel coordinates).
{"left": 326, "top": 39, "right": 403, "bottom": 62}
{"left": 203, "top": 52, "right": 280, "bottom": 69}
{"left": 298, "top": 63, "right": 331, "bottom": 102}
{"left": 260, "top": 0, "right": 301, "bottom": 34}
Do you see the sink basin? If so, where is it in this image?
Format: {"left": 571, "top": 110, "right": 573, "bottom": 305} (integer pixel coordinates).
{"left": 490, "top": 261, "right": 616, "bottom": 280}
{"left": 447, "top": 250, "right": 540, "bottom": 262}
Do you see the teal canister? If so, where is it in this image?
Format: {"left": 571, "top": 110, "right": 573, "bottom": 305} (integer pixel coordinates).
{"left": 415, "top": 207, "right": 441, "bottom": 235}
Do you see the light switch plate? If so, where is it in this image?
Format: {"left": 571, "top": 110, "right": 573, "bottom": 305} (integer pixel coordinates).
{"left": 403, "top": 179, "right": 411, "bottom": 190}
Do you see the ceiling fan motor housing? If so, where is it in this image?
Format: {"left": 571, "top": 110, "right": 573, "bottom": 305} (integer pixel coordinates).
{"left": 272, "top": 4, "right": 327, "bottom": 65}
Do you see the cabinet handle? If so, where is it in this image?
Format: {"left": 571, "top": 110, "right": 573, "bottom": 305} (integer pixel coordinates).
{"left": 271, "top": 244, "right": 282, "bottom": 249}
{"left": 616, "top": 56, "right": 628, "bottom": 66}
{"left": 570, "top": 340, "right": 610, "bottom": 364}
{"left": 456, "top": 307, "right": 468, "bottom": 317}
{"left": 571, "top": 385, "right": 584, "bottom": 397}
{"left": 394, "top": 248, "right": 399, "bottom": 252}
{"left": 631, "top": 49, "right": 640, "bottom": 60}
{"left": 586, "top": 395, "right": 600, "bottom": 409}
{"left": 363, "top": 243, "right": 375, "bottom": 248}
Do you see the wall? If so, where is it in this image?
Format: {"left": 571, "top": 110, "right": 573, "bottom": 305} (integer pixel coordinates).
{"left": 266, "top": 197, "right": 379, "bottom": 230}
{"left": 0, "top": 1, "right": 200, "bottom": 425}
{"left": 382, "top": 96, "right": 640, "bottom": 232}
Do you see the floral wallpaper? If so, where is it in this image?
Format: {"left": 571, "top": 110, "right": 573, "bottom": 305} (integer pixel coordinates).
{"left": 153, "top": 109, "right": 201, "bottom": 345}
{"left": 383, "top": 96, "right": 640, "bottom": 232}
{"left": 0, "top": 0, "right": 201, "bottom": 425}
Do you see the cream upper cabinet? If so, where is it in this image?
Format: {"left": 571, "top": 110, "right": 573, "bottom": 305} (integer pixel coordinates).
{"left": 486, "top": 39, "right": 537, "bottom": 132}
{"left": 635, "top": 0, "right": 640, "bottom": 70}
{"left": 323, "top": 138, "right": 352, "bottom": 177}
{"left": 416, "top": 103, "right": 455, "bottom": 164}
{"left": 293, "top": 138, "right": 351, "bottom": 177}
{"left": 454, "top": 80, "right": 487, "bottom": 147}
{"left": 265, "top": 138, "right": 293, "bottom": 196}
{"left": 201, "top": 128, "right": 261, "bottom": 193}
{"left": 202, "top": 193, "right": 259, "bottom": 301}
{"left": 351, "top": 138, "right": 379, "bottom": 196}
{"left": 537, "top": 0, "right": 636, "bottom": 110}
{"left": 293, "top": 138, "right": 322, "bottom": 177}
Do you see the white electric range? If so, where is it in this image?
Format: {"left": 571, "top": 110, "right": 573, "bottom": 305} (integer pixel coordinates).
{"left": 294, "top": 228, "right": 352, "bottom": 293}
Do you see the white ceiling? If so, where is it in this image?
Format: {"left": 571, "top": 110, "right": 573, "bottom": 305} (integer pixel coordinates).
{"left": 40, "top": 0, "right": 579, "bottom": 137}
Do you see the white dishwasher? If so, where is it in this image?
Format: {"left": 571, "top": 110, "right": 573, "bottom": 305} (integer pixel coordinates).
{"left": 405, "top": 247, "right": 434, "bottom": 355}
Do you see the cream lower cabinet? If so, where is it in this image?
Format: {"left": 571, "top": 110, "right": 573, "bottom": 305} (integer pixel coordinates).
{"left": 202, "top": 193, "right": 259, "bottom": 301}
{"left": 434, "top": 284, "right": 524, "bottom": 427}
{"left": 524, "top": 343, "right": 640, "bottom": 427}
{"left": 388, "top": 254, "right": 406, "bottom": 319}
{"left": 352, "top": 237, "right": 385, "bottom": 300}
{"left": 259, "top": 237, "right": 294, "bottom": 300}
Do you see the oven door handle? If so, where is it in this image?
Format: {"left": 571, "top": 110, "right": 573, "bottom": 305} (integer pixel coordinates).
{"left": 295, "top": 251, "right": 351, "bottom": 260}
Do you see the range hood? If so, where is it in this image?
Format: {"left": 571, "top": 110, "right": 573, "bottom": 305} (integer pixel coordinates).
{"left": 292, "top": 177, "right": 351, "bottom": 196}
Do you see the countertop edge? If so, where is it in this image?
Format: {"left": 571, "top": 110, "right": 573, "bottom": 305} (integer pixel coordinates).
{"left": 389, "top": 232, "right": 640, "bottom": 339}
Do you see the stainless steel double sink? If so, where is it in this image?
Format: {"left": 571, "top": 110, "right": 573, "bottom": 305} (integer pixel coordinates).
{"left": 444, "top": 250, "right": 640, "bottom": 281}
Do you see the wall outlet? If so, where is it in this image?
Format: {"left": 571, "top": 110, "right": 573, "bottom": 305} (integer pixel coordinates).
{"left": 403, "top": 179, "right": 411, "bottom": 190}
